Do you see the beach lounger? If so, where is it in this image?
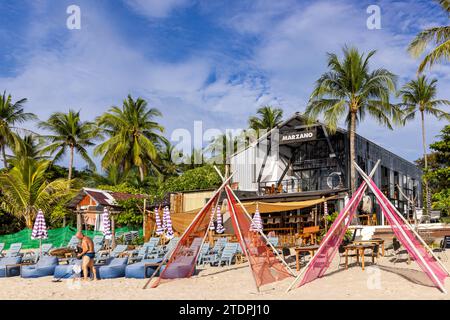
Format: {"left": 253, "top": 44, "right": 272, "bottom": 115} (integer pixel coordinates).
{"left": 66, "top": 236, "right": 79, "bottom": 249}
{"left": 0, "top": 243, "right": 4, "bottom": 257}
{"left": 128, "top": 241, "right": 159, "bottom": 264}
{"left": 200, "top": 239, "right": 227, "bottom": 265}
{"left": 53, "top": 259, "right": 82, "bottom": 279}
{"left": 125, "top": 258, "right": 164, "bottom": 279}
{"left": 5, "top": 243, "right": 22, "bottom": 258}
{"left": 95, "top": 244, "right": 128, "bottom": 264}
{"left": 22, "top": 244, "right": 53, "bottom": 264}
{"left": 163, "top": 255, "right": 196, "bottom": 278}
{"left": 93, "top": 235, "right": 104, "bottom": 245}
{"left": 150, "top": 237, "right": 179, "bottom": 258}
{"left": 21, "top": 256, "right": 59, "bottom": 278}
{"left": 123, "top": 231, "right": 139, "bottom": 244}
{"left": 197, "top": 243, "right": 210, "bottom": 265}
{"left": 96, "top": 257, "right": 128, "bottom": 279}
{"left": 0, "top": 256, "right": 22, "bottom": 277}
{"left": 217, "top": 243, "right": 239, "bottom": 266}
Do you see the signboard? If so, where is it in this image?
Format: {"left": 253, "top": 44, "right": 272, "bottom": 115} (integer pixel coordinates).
{"left": 280, "top": 129, "right": 317, "bottom": 144}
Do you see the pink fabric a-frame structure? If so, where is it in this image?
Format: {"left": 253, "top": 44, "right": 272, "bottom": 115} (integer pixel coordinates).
{"left": 287, "top": 161, "right": 449, "bottom": 293}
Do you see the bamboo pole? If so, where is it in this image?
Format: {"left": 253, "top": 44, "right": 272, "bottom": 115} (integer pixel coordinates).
{"left": 355, "top": 163, "right": 450, "bottom": 277}
{"left": 286, "top": 160, "right": 380, "bottom": 293}
{"left": 213, "top": 166, "right": 296, "bottom": 276}
{"left": 355, "top": 163, "right": 447, "bottom": 293}
{"left": 225, "top": 188, "right": 260, "bottom": 293}
{"left": 142, "top": 173, "right": 235, "bottom": 289}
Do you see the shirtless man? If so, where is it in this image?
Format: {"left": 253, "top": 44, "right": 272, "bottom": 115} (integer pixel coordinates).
{"left": 76, "top": 232, "right": 97, "bottom": 280}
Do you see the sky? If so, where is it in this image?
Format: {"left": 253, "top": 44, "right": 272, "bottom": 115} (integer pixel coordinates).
{"left": 0, "top": 0, "right": 449, "bottom": 170}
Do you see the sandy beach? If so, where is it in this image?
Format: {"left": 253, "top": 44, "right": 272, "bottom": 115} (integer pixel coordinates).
{"left": 1, "top": 252, "right": 449, "bottom": 300}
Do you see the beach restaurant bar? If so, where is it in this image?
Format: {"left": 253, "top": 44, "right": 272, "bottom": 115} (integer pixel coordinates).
{"left": 229, "top": 112, "right": 423, "bottom": 233}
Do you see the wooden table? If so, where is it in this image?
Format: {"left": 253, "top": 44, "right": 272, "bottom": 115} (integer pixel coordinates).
{"left": 294, "top": 245, "right": 320, "bottom": 271}
{"left": 356, "top": 214, "right": 372, "bottom": 225}
{"left": 344, "top": 244, "right": 376, "bottom": 271}
{"left": 353, "top": 239, "right": 385, "bottom": 257}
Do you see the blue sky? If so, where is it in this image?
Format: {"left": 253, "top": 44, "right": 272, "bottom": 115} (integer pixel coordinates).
{"left": 0, "top": 0, "right": 449, "bottom": 170}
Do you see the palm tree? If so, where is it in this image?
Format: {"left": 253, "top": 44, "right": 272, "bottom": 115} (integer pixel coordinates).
{"left": 0, "top": 157, "right": 69, "bottom": 228}
{"left": 10, "top": 134, "right": 48, "bottom": 162}
{"left": 398, "top": 75, "right": 450, "bottom": 213}
{"left": 157, "top": 141, "right": 182, "bottom": 179}
{"left": 0, "top": 91, "right": 36, "bottom": 168}
{"left": 408, "top": 0, "right": 450, "bottom": 73}
{"left": 248, "top": 105, "right": 284, "bottom": 131}
{"left": 39, "top": 110, "right": 97, "bottom": 182}
{"left": 305, "top": 46, "right": 399, "bottom": 194}
{"left": 95, "top": 95, "right": 166, "bottom": 182}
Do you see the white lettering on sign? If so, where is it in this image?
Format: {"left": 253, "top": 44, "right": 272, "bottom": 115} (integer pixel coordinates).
{"left": 281, "top": 131, "right": 314, "bottom": 142}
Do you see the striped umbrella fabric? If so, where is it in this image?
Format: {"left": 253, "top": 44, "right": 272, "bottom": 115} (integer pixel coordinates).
{"left": 155, "top": 207, "right": 164, "bottom": 235}
{"left": 249, "top": 204, "right": 263, "bottom": 232}
{"left": 102, "top": 207, "right": 112, "bottom": 240}
{"left": 31, "top": 209, "right": 48, "bottom": 240}
{"left": 215, "top": 205, "right": 225, "bottom": 234}
{"left": 209, "top": 206, "right": 216, "bottom": 231}
{"left": 162, "top": 206, "right": 168, "bottom": 230}
{"left": 164, "top": 206, "right": 174, "bottom": 239}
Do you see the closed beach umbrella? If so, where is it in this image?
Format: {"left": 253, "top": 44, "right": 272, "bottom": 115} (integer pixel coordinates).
{"left": 155, "top": 207, "right": 164, "bottom": 236}
{"left": 209, "top": 207, "right": 216, "bottom": 231}
{"left": 164, "top": 206, "right": 174, "bottom": 239}
{"left": 102, "top": 207, "right": 112, "bottom": 240}
{"left": 31, "top": 209, "right": 48, "bottom": 257}
{"left": 249, "top": 204, "right": 263, "bottom": 232}
{"left": 215, "top": 205, "right": 225, "bottom": 234}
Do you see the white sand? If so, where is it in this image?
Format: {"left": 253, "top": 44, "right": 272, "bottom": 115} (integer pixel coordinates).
{"left": 1, "top": 252, "right": 449, "bottom": 300}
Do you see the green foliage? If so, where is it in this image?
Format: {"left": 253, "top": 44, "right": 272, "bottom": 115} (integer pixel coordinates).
{"left": 39, "top": 109, "right": 99, "bottom": 176}
{"left": 248, "top": 105, "right": 283, "bottom": 130}
{"left": 407, "top": 1, "right": 450, "bottom": 73}
{"left": 0, "top": 157, "right": 71, "bottom": 228}
{"left": 320, "top": 212, "right": 353, "bottom": 243}
{"left": 159, "top": 165, "right": 222, "bottom": 196}
{"left": 423, "top": 125, "right": 450, "bottom": 216}
{"left": 94, "top": 95, "right": 167, "bottom": 182}
{"left": 97, "top": 183, "right": 146, "bottom": 229}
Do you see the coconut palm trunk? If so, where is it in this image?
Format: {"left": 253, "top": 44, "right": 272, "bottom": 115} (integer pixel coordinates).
{"left": 64, "top": 145, "right": 74, "bottom": 227}
{"left": 349, "top": 111, "right": 357, "bottom": 194}
{"left": 68, "top": 145, "right": 74, "bottom": 181}
{"left": 420, "top": 110, "right": 431, "bottom": 215}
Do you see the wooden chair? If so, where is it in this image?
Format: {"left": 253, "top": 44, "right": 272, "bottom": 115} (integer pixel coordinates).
{"left": 300, "top": 226, "right": 320, "bottom": 245}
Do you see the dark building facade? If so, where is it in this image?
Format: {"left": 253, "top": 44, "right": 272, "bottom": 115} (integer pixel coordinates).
{"left": 230, "top": 113, "right": 422, "bottom": 225}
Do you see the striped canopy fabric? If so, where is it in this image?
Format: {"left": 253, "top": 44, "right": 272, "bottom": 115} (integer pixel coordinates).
{"left": 209, "top": 207, "right": 216, "bottom": 231}
{"left": 164, "top": 206, "right": 174, "bottom": 239}
{"left": 102, "top": 207, "right": 112, "bottom": 240}
{"left": 155, "top": 207, "right": 164, "bottom": 235}
{"left": 215, "top": 205, "right": 225, "bottom": 234}
{"left": 31, "top": 210, "right": 48, "bottom": 240}
{"left": 249, "top": 204, "right": 263, "bottom": 232}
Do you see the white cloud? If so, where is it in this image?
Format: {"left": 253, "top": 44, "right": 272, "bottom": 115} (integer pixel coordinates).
{"left": 123, "top": 0, "right": 193, "bottom": 18}
{"left": 1, "top": 0, "right": 448, "bottom": 169}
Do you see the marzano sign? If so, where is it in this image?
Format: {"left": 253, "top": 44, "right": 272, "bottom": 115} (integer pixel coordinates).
{"left": 280, "top": 130, "right": 316, "bottom": 144}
